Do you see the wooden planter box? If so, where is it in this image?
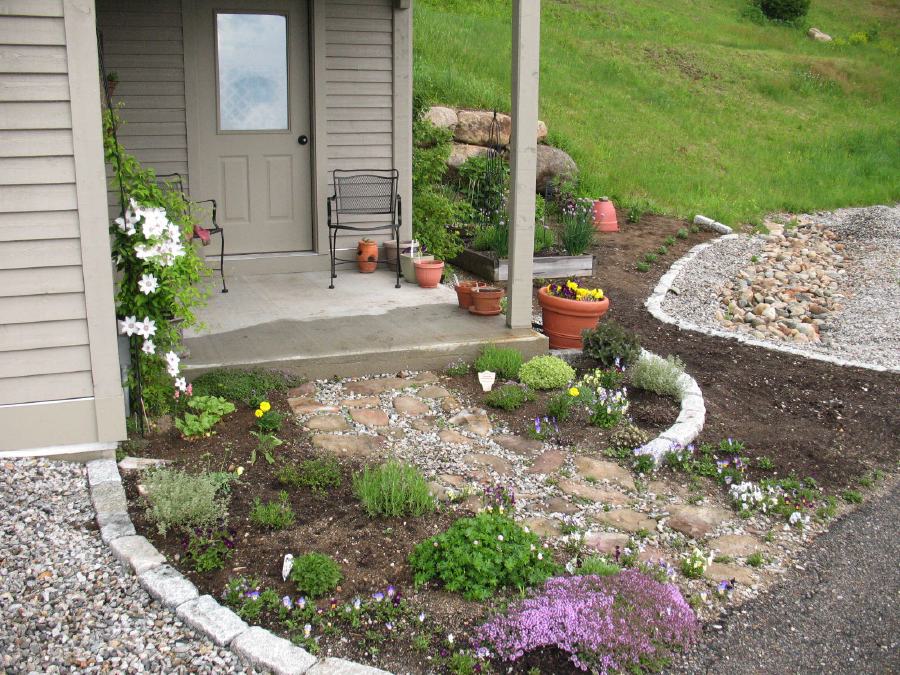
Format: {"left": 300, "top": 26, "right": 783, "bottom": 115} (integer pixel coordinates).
{"left": 451, "top": 247, "right": 594, "bottom": 282}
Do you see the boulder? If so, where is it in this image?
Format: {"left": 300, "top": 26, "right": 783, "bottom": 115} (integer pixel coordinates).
{"left": 424, "top": 106, "right": 458, "bottom": 129}
{"left": 536, "top": 119, "right": 548, "bottom": 143}
{"left": 808, "top": 27, "right": 832, "bottom": 42}
{"left": 454, "top": 109, "right": 512, "bottom": 146}
{"left": 536, "top": 145, "right": 577, "bottom": 193}
{"left": 448, "top": 143, "right": 490, "bottom": 169}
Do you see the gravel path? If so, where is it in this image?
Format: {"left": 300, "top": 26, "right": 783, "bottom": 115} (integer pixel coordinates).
{"left": 670, "top": 479, "right": 900, "bottom": 674}
{"left": 662, "top": 205, "right": 900, "bottom": 370}
{"left": 0, "top": 459, "right": 251, "bottom": 674}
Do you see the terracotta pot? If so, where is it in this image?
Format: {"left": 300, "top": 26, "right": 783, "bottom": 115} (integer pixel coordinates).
{"left": 414, "top": 259, "right": 444, "bottom": 288}
{"left": 593, "top": 198, "right": 619, "bottom": 232}
{"left": 356, "top": 240, "right": 378, "bottom": 273}
{"left": 538, "top": 285, "right": 610, "bottom": 349}
{"left": 470, "top": 286, "right": 504, "bottom": 315}
{"left": 453, "top": 280, "right": 487, "bottom": 309}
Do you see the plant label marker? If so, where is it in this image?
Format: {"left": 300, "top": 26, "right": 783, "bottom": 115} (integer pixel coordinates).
{"left": 478, "top": 371, "right": 496, "bottom": 392}
{"left": 282, "top": 554, "right": 294, "bottom": 581}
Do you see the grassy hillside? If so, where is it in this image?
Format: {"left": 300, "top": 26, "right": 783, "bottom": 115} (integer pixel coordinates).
{"left": 414, "top": 0, "right": 900, "bottom": 225}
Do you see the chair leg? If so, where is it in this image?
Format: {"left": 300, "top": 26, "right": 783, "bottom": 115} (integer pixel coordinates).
{"left": 218, "top": 230, "right": 228, "bottom": 293}
{"left": 328, "top": 227, "right": 336, "bottom": 289}
{"left": 394, "top": 227, "right": 401, "bottom": 288}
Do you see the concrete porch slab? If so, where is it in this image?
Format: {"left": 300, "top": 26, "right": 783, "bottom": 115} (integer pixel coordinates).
{"left": 183, "top": 270, "right": 547, "bottom": 379}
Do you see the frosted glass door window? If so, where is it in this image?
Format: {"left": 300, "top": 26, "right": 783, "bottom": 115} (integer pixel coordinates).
{"left": 216, "top": 13, "right": 288, "bottom": 131}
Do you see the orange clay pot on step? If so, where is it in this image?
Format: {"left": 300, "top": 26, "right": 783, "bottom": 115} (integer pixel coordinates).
{"left": 414, "top": 259, "right": 445, "bottom": 288}
{"left": 593, "top": 197, "right": 619, "bottom": 232}
{"left": 454, "top": 280, "right": 487, "bottom": 308}
{"left": 469, "top": 286, "right": 504, "bottom": 315}
{"left": 538, "top": 284, "right": 610, "bottom": 349}
{"left": 356, "top": 239, "right": 378, "bottom": 273}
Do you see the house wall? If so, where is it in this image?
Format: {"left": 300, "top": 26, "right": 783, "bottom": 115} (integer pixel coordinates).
{"left": 0, "top": 0, "right": 126, "bottom": 454}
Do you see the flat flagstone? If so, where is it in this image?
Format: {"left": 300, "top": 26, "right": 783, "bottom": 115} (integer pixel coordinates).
{"left": 350, "top": 408, "right": 390, "bottom": 428}
{"left": 584, "top": 531, "right": 629, "bottom": 555}
{"left": 557, "top": 479, "right": 630, "bottom": 506}
{"left": 527, "top": 450, "right": 566, "bottom": 475}
{"left": 429, "top": 482, "right": 451, "bottom": 501}
{"left": 667, "top": 505, "right": 733, "bottom": 539}
{"left": 648, "top": 480, "right": 689, "bottom": 501}
{"left": 593, "top": 509, "right": 657, "bottom": 534}
{"left": 345, "top": 378, "right": 407, "bottom": 395}
{"left": 543, "top": 497, "right": 580, "bottom": 515}
{"left": 117, "top": 456, "right": 168, "bottom": 473}
{"left": 449, "top": 410, "right": 492, "bottom": 436}
{"left": 441, "top": 397, "right": 462, "bottom": 413}
{"left": 495, "top": 434, "right": 544, "bottom": 457}
{"left": 574, "top": 457, "right": 636, "bottom": 492}
{"left": 638, "top": 545, "right": 674, "bottom": 564}
{"left": 411, "top": 371, "right": 439, "bottom": 383}
{"left": 311, "top": 434, "right": 382, "bottom": 457}
{"left": 438, "top": 429, "right": 471, "bottom": 446}
{"left": 287, "top": 382, "right": 316, "bottom": 397}
{"left": 341, "top": 396, "right": 380, "bottom": 408}
{"left": 378, "top": 428, "right": 406, "bottom": 441}
{"left": 409, "top": 418, "right": 435, "bottom": 432}
{"left": 704, "top": 562, "right": 758, "bottom": 587}
{"left": 438, "top": 474, "right": 467, "bottom": 488}
{"left": 392, "top": 395, "right": 430, "bottom": 415}
{"left": 521, "top": 516, "right": 561, "bottom": 537}
{"left": 305, "top": 414, "right": 349, "bottom": 432}
{"left": 288, "top": 397, "right": 340, "bottom": 415}
{"left": 419, "top": 385, "right": 451, "bottom": 399}
{"left": 710, "top": 534, "right": 764, "bottom": 557}
{"left": 463, "top": 453, "right": 513, "bottom": 476}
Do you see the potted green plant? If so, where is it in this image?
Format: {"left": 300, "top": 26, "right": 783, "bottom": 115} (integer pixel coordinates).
{"left": 538, "top": 279, "right": 609, "bottom": 349}
{"left": 399, "top": 240, "right": 433, "bottom": 283}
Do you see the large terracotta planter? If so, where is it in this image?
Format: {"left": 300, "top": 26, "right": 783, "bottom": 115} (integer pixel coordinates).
{"left": 454, "top": 280, "right": 487, "bottom": 309}
{"left": 356, "top": 239, "right": 378, "bottom": 273}
{"left": 414, "top": 259, "right": 444, "bottom": 288}
{"left": 593, "top": 198, "right": 619, "bottom": 232}
{"left": 538, "top": 286, "right": 610, "bottom": 349}
{"left": 470, "top": 286, "right": 504, "bottom": 315}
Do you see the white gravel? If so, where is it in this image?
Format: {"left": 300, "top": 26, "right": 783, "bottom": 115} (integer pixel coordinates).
{"left": 0, "top": 458, "right": 252, "bottom": 674}
{"left": 661, "top": 205, "right": 900, "bottom": 370}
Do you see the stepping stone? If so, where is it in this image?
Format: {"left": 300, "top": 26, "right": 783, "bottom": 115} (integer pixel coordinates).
{"left": 305, "top": 415, "right": 349, "bottom": 432}
{"left": 342, "top": 396, "right": 380, "bottom": 408}
{"left": 429, "top": 482, "right": 452, "bottom": 501}
{"left": 463, "top": 453, "right": 513, "bottom": 476}
{"left": 584, "top": 532, "right": 629, "bottom": 555}
{"left": 287, "top": 382, "right": 316, "bottom": 397}
{"left": 345, "top": 378, "right": 407, "bottom": 395}
{"left": 520, "top": 517, "right": 560, "bottom": 538}
{"left": 527, "top": 450, "right": 565, "bottom": 475}
{"left": 593, "top": 509, "right": 657, "bottom": 534}
{"left": 709, "top": 534, "right": 764, "bottom": 557}
{"left": 449, "top": 410, "right": 492, "bottom": 437}
{"left": 439, "top": 429, "right": 471, "bottom": 446}
{"left": 495, "top": 434, "right": 543, "bottom": 457}
{"left": 666, "top": 505, "right": 733, "bottom": 539}
{"left": 558, "top": 479, "right": 629, "bottom": 506}
{"left": 419, "top": 385, "right": 451, "bottom": 399}
{"left": 441, "top": 397, "right": 462, "bottom": 414}
{"left": 409, "top": 418, "right": 435, "bottom": 432}
{"left": 118, "top": 457, "right": 168, "bottom": 472}
{"left": 638, "top": 545, "right": 673, "bottom": 564}
{"left": 288, "top": 397, "right": 340, "bottom": 415}
{"left": 411, "top": 371, "right": 439, "bottom": 383}
{"left": 393, "top": 395, "right": 430, "bottom": 415}
{"left": 574, "top": 457, "right": 636, "bottom": 492}
{"left": 350, "top": 408, "right": 390, "bottom": 428}
{"left": 311, "top": 434, "right": 382, "bottom": 457}
{"left": 543, "top": 497, "right": 580, "bottom": 515}
{"left": 438, "top": 474, "right": 467, "bottom": 488}
{"left": 703, "top": 562, "right": 757, "bottom": 587}
{"left": 648, "top": 480, "right": 689, "bottom": 500}
{"left": 379, "top": 428, "right": 406, "bottom": 441}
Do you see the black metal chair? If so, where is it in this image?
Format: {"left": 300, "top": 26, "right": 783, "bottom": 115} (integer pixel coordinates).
{"left": 327, "top": 168, "right": 401, "bottom": 289}
{"left": 156, "top": 173, "right": 228, "bottom": 293}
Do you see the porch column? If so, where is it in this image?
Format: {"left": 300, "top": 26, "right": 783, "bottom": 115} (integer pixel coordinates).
{"left": 506, "top": 0, "right": 541, "bottom": 329}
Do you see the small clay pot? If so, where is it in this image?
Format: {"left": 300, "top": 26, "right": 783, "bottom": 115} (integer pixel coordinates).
{"left": 414, "top": 259, "right": 444, "bottom": 288}
{"left": 356, "top": 239, "right": 378, "bottom": 273}
{"left": 454, "top": 280, "right": 487, "bottom": 308}
{"left": 470, "top": 286, "right": 504, "bottom": 314}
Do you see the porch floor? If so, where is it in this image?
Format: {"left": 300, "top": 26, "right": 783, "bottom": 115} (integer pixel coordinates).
{"left": 183, "top": 269, "right": 548, "bottom": 379}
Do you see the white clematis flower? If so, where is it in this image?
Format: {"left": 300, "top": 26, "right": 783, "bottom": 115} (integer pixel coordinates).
{"left": 174, "top": 377, "right": 187, "bottom": 392}
{"left": 138, "top": 273, "right": 159, "bottom": 295}
{"left": 165, "top": 351, "right": 180, "bottom": 377}
{"left": 118, "top": 315, "right": 138, "bottom": 336}
{"left": 141, "top": 339, "right": 156, "bottom": 355}
{"left": 136, "top": 317, "right": 156, "bottom": 339}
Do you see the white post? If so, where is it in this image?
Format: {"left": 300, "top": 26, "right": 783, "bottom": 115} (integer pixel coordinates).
{"left": 506, "top": 0, "right": 541, "bottom": 329}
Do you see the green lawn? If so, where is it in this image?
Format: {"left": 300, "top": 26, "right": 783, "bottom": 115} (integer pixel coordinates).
{"left": 414, "top": 0, "right": 900, "bottom": 225}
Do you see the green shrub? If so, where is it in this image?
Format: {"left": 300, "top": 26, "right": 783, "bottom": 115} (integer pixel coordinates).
{"left": 657, "top": 245, "right": 668, "bottom": 255}
{"left": 474, "top": 344, "right": 524, "bottom": 380}
{"left": 628, "top": 354, "right": 686, "bottom": 400}
{"left": 518, "top": 355, "right": 576, "bottom": 390}
{"left": 547, "top": 390, "right": 576, "bottom": 421}
{"left": 635, "top": 262, "right": 651, "bottom": 273}
{"left": 289, "top": 552, "right": 342, "bottom": 598}
{"left": 185, "top": 528, "right": 234, "bottom": 573}
{"left": 577, "top": 555, "right": 621, "bottom": 577}
{"left": 255, "top": 409, "right": 284, "bottom": 433}
{"left": 277, "top": 457, "right": 342, "bottom": 496}
{"left": 676, "top": 228, "right": 689, "bottom": 239}
{"left": 759, "top": 0, "right": 810, "bottom": 23}
{"left": 409, "top": 512, "right": 559, "bottom": 600}
{"left": 664, "top": 236, "right": 676, "bottom": 246}
{"left": 484, "top": 384, "right": 534, "bottom": 410}
{"left": 746, "top": 552, "right": 765, "bottom": 568}
{"left": 842, "top": 489, "right": 862, "bottom": 504}
{"left": 610, "top": 423, "right": 650, "bottom": 453}
{"left": 582, "top": 320, "right": 642, "bottom": 368}
{"left": 144, "top": 468, "right": 228, "bottom": 535}
{"left": 249, "top": 431, "right": 282, "bottom": 465}
{"left": 558, "top": 197, "right": 595, "bottom": 256}
{"left": 643, "top": 252, "right": 658, "bottom": 263}
{"left": 174, "top": 395, "right": 236, "bottom": 439}
{"left": 250, "top": 491, "right": 296, "bottom": 530}
{"left": 191, "top": 368, "right": 301, "bottom": 407}
{"left": 353, "top": 460, "right": 435, "bottom": 517}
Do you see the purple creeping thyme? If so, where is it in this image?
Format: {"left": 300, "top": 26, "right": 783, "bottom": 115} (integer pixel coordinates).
{"left": 474, "top": 571, "right": 698, "bottom": 673}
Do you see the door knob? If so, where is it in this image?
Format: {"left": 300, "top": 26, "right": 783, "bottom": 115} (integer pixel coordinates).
{"left": 298, "top": 135, "right": 308, "bottom": 145}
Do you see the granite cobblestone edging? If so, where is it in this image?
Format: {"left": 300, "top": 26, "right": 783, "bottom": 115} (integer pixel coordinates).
{"left": 85, "top": 457, "right": 390, "bottom": 675}
{"left": 644, "top": 236, "right": 899, "bottom": 374}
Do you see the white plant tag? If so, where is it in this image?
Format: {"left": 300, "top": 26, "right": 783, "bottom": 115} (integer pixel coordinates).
{"left": 282, "top": 554, "right": 294, "bottom": 581}
{"left": 478, "top": 371, "right": 496, "bottom": 392}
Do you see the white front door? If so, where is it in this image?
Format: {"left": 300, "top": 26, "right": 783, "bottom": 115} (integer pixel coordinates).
{"left": 188, "top": 1, "right": 312, "bottom": 254}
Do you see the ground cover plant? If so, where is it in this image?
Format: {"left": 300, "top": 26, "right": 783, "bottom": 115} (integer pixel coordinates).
{"left": 353, "top": 461, "right": 435, "bottom": 518}
{"left": 483, "top": 383, "right": 534, "bottom": 410}
{"left": 518, "top": 355, "right": 576, "bottom": 390}
{"left": 143, "top": 467, "right": 229, "bottom": 535}
{"left": 191, "top": 368, "right": 301, "bottom": 407}
{"left": 474, "top": 344, "right": 524, "bottom": 380}
{"left": 629, "top": 354, "right": 686, "bottom": 400}
{"left": 277, "top": 456, "right": 342, "bottom": 495}
{"left": 174, "top": 395, "right": 235, "bottom": 439}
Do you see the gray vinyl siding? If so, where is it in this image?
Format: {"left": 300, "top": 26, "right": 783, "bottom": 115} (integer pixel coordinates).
{"left": 325, "top": 0, "right": 396, "bottom": 245}
{"left": 0, "top": 0, "right": 93, "bottom": 405}
{"left": 96, "top": 0, "right": 188, "bottom": 212}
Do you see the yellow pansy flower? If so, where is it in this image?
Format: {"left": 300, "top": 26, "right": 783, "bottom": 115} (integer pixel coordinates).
{"left": 568, "top": 387, "right": 580, "bottom": 397}
{"left": 254, "top": 409, "right": 264, "bottom": 418}
{"left": 259, "top": 401, "right": 271, "bottom": 412}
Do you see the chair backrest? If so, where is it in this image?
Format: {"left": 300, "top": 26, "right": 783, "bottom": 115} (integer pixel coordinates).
{"left": 155, "top": 172, "right": 185, "bottom": 195}
{"left": 332, "top": 169, "right": 398, "bottom": 216}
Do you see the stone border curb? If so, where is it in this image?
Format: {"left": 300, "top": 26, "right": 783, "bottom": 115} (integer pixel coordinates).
{"left": 85, "top": 458, "right": 392, "bottom": 675}
{"left": 694, "top": 214, "right": 733, "bottom": 234}
{"left": 645, "top": 237, "right": 899, "bottom": 374}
